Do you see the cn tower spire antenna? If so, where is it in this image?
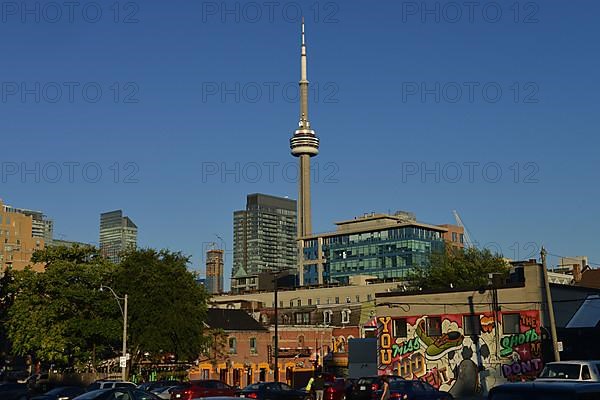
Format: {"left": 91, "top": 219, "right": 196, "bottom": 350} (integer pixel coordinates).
{"left": 299, "top": 17, "right": 309, "bottom": 129}
{"left": 290, "top": 19, "right": 319, "bottom": 239}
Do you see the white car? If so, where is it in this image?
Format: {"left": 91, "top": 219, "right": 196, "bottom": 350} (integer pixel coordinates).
{"left": 85, "top": 380, "right": 137, "bottom": 391}
{"left": 151, "top": 385, "right": 180, "bottom": 399}
{"left": 537, "top": 360, "right": 600, "bottom": 382}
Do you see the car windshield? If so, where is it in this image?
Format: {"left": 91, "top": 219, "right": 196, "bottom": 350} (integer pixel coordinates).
{"left": 244, "top": 383, "right": 262, "bottom": 390}
{"left": 390, "top": 381, "right": 411, "bottom": 390}
{"left": 539, "top": 364, "right": 582, "bottom": 379}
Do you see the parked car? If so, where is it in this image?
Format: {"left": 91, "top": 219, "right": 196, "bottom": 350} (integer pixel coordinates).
{"left": 488, "top": 381, "right": 600, "bottom": 400}
{"left": 324, "top": 378, "right": 352, "bottom": 400}
{"left": 352, "top": 376, "right": 404, "bottom": 400}
{"left": 151, "top": 385, "right": 182, "bottom": 400}
{"left": 237, "top": 382, "right": 310, "bottom": 400}
{"left": 374, "top": 380, "right": 453, "bottom": 400}
{"left": 31, "top": 386, "right": 86, "bottom": 400}
{"left": 139, "top": 381, "right": 181, "bottom": 392}
{"left": 536, "top": 361, "right": 600, "bottom": 382}
{"left": 0, "top": 382, "right": 29, "bottom": 400}
{"left": 74, "top": 388, "right": 161, "bottom": 400}
{"left": 85, "top": 380, "right": 137, "bottom": 391}
{"left": 169, "top": 380, "right": 235, "bottom": 400}
{"left": 26, "top": 373, "right": 51, "bottom": 393}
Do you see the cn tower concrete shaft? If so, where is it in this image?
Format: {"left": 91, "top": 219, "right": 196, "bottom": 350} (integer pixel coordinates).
{"left": 298, "top": 154, "right": 312, "bottom": 237}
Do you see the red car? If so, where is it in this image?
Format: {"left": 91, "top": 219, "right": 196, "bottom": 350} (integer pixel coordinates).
{"left": 324, "top": 378, "right": 353, "bottom": 400}
{"left": 169, "top": 380, "right": 235, "bottom": 400}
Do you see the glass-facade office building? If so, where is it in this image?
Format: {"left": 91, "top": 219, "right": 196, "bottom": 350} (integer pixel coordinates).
{"left": 299, "top": 214, "right": 447, "bottom": 286}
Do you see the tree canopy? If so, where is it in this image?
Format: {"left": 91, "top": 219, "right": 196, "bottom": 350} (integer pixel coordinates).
{"left": 7, "top": 246, "right": 120, "bottom": 368}
{"left": 409, "top": 246, "right": 510, "bottom": 291}
{"left": 112, "top": 249, "right": 210, "bottom": 362}
{"left": 5, "top": 246, "right": 210, "bottom": 370}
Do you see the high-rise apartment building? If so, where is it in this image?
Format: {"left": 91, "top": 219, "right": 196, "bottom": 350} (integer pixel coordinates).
{"left": 205, "top": 249, "right": 224, "bottom": 294}
{"left": 231, "top": 194, "right": 297, "bottom": 293}
{"left": 0, "top": 199, "right": 46, "bottom": 272}
{"left": 99, "top": 210, "right": 137, "bottom": 264}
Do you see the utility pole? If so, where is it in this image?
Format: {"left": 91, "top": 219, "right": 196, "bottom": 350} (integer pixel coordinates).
{"left": 122, "top": 294, "right": 128, "bottom": 381}
{"left": 273, "top": 277, "right": 279, "bottom": 382}
{"left": 541, "top": 247, "right": 560, "bottom": 361}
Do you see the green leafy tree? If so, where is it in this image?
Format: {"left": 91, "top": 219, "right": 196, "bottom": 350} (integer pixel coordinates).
{"left": 0, "top": 267, "right": 15, "bottom": 357}
{"left": 7, "top": 246, "right": 121, "bottom": 369}
{"left": 409, "top": 246, "right": 509, "bottom": 291}
{"left": 112, "top": 249, "right": 210, "bottom": 363}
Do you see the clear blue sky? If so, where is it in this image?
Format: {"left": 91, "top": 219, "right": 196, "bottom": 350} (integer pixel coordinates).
{"left": 2, "top": 1, "right": 599, "bottom": 281}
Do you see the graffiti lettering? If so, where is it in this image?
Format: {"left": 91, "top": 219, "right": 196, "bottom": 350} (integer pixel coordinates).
{"left": 500, "top": 328, "right": 539, "bottom": 357}
{"left": 398, "top": 352, "right": 426, "bottom": 378}
{"left": 421, "top": 367, "right": 449, "bottom": 389}
{"left": 502, "top": 358, "right": 543, "bottom": 380}
{"left": 520, "top": 315, "right": 539, "bottom": 329}
{"left": 392, "top": 337, "right": 421, "bottom": 358}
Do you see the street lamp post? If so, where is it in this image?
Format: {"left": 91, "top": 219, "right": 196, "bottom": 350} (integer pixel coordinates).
{"left": 100, "top": 285, "right": 128, "bottom": 381}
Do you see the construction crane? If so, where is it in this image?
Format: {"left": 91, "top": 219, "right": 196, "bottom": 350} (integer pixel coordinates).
{"left": 452, "top": 210, "right": 476, "bottom": 249}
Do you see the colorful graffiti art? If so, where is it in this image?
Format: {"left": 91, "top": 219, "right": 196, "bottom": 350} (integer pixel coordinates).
{"left": 377, "top": 310, "right": 544, "bottom": 397}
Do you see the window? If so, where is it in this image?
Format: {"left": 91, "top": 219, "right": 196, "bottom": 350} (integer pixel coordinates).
{"left": 327, "top": 297, "right": 331, "bottom": 304}
{"left": 279, "top": 301, "right": 283, "bottom": 308}
{"left": 316, "top": 298, "right": 320, "bottom": 305}
{"left": 298, "top": 335, "right": 305, "bottom": 348}
{"left": 582, "top": 365, "right": 591, "bottom": 380}
{"left": 297, "top": 299, "right": 301, "bottom": 307}
{"left": 426, "top": 317, "right": 442, "bottom": 337}
{"left": 452, "top": 232, "right": 458, "bottom": 242}
{"left": 295, "top": 312, "right": 310, "bottom": 325}
{"left": 463, "top": 315, "right": 481, "bottom": 335}
{"left": 502, "top": 313, "right": 521, "bottom": 334}
{"left": 335, "top": 297, "right": 340, "bottom": 304}
{"left": 393, "top": 318, "right": 407, "bottom": 337}
{"left": 250, "top": 337, "right": 257, "bottom": 354}
{"left": 341, "top": 309, "right": 351, "bottom": 324}
{"left": 356, "top": 295, "right": 360, "bottom": 303}
{"left": 308, "top": 298, "right": 312, "bottom": 306}
{"left": 346, "top": 297, "right": 351, "bottom": 303}
{"left": 289, "top": 300, "right": 293, "bottom": 307}
{"left": 367, "top": 294, "right": 373, "bottom": 301}
{"left": 228, "top": 337, "right": 237, "bottom": 354}
{"left": 323, "top": 310, "right": 333, "bottom": 325}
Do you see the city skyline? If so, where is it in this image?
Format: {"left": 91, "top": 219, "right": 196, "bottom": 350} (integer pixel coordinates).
{"left": 2, "top": 2, "right": 599, "bottom": 282}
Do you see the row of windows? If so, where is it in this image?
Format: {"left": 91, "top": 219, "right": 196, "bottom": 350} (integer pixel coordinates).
{"left": 228, "top": 337, "right": 258, "bottom": 354}
{"left": 392, "top": 313, "right": 526, "bottom": 338}
{"left": 276, "top": 294, "right": 373, "bottom": 308}
{"left": 281, "top": 309, "right": 352, "bottom": 325}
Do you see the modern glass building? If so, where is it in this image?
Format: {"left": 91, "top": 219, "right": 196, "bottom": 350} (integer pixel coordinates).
{"left": 299, "top": 212, "right": 448, "bottom": 286}
{"left": 99, "top": 210, "right": 137, "bottom": 264}
{"left": 232, "top": 194, "right": 297, "bottom": 293}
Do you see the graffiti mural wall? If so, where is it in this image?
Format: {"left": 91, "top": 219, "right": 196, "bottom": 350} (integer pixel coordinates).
{"left": 377, "top": 310, "right": 543, "bottom": 397}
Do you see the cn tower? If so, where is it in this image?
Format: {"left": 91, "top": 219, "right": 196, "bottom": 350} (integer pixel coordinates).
{"left": 290, "top": 18, "right": 319, "bottom": 238}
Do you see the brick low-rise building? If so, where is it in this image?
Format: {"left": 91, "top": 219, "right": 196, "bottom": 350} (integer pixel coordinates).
{"left": 374, "top": 260, "right": 553, "bottom": 398}
{"left": 192, "top": 308, "right": 271, "bottom": 387}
